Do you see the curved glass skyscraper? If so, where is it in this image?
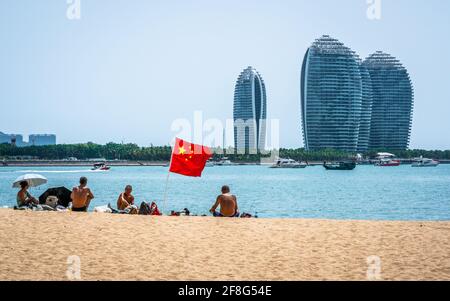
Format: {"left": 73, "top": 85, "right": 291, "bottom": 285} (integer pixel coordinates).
{"left": 233, "top": 66, "right": 267, "bottom": 153}
{"left": 363, "top": 52, "right": 414, "bottom": 150}
{"left": 357, "top": 62, "right": 373, "bottom": 152}
{"left": 301, "top": 35, "right": 363, "bottom": 152}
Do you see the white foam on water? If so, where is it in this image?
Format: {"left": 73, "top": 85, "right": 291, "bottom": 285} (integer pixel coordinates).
{"left": 14, "top": 169, "right": 109, "bottom": 174}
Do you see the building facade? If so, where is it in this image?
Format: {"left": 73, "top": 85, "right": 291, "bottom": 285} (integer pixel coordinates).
{"left": 301, "top": 35, "right": 363, "bottom": 152}
{"left": 362, "top": 51, "right": 414, "bottom": 150}
{"left": 29, "top": 134, "right": 57, "bottom": 146}
{"left": 0, "top": 132, "right": 56, "bottom": 147}
{"left": 357, "top": 62, "right": 373, "bottom": 152}
{"left": 233, "top": 66, "right": 267, "bottom": 153}
{"left": 0, "top": 132, "right": 25, "bottom": 146}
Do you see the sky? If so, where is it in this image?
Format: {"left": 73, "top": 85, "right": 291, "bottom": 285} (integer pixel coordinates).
{"left": 0, "top": 0, "right": 449, "bottom": 149}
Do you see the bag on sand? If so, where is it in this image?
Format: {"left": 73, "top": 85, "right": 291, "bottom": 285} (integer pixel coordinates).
{"left": 139, "top": 201, "right": 161, "bottom": 216}
{"left": 45, "top": 196, "right": 59, "bottom": 209}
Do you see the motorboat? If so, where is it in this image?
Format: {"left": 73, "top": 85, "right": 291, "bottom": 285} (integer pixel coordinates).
{"left": 412, "top": 157, "right": 439, "bottom": 167}
{"left": 214, "top": 157, "right": 234, "bottom": 166}
{"left": 270, "top": 158, "right": 307, "bottom": 169}
{"left": 375, "top": 159, "right": 401, "bottom": 167}
{"left": 323, "top": 161, "right": 356, "bottom": 170}
{"left": 92, "top": 163, "right": 111, "bottom": 171}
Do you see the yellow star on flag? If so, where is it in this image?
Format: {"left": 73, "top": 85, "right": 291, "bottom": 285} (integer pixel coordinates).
{"left": 178, "top": 146, "right": 186, "bottom": 155}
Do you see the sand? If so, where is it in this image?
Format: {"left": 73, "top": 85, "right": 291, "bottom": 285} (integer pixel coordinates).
{"left": 0, "top": 209, "right": 449, "bottom": 280}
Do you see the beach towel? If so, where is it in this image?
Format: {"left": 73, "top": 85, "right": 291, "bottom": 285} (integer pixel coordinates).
{"left": 170, "top": 208, "right": 190, "bottom": 216}
{"left": 13, "top": 204, "right": 55, "bottom": 211}
{"left": 94, "top": 205, "right": 112, "bottom": 213}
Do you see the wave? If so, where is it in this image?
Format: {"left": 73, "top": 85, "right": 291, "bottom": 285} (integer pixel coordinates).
{"left": 13, "top": 169, "right": 109, "bottom": 174}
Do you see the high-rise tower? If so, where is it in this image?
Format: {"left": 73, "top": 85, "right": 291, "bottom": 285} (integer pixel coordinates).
{"left": 363, "top": 51, "right": 414, "bottom": 150}
{"left": 301, "top": 35, "right": 363, "bottom": 152}
{"left": 233, "top": 66, "right": 267, "bottom": 153}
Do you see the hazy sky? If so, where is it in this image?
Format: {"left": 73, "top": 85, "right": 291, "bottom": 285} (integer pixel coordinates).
{"left": 1, "top": 0, "right": 449, "bottom": 149}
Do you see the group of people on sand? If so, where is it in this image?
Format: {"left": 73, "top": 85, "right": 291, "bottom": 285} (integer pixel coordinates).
{"left": 17, "top": 176, "right": 241, "bottom": 217}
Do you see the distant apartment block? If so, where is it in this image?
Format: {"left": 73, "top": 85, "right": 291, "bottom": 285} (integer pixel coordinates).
{"left": 0, "top": 132, "right": 56, "bottom": 147}
{"left": 29, "top": 134, "right": 57, "bottom": 146}
{"left": 0, "top": 132, "right": 26, "bottom": 147}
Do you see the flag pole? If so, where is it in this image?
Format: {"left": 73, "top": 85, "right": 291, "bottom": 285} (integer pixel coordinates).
{"left": 162, "top": 142, "right": 175, "bottom": 214}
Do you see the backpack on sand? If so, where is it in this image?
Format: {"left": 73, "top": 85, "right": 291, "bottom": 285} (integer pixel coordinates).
{"left": 139, "top": 201, "right": 161, "bottom": 215}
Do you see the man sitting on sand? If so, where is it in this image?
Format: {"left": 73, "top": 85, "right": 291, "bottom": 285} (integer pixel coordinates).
{"left": 71, "top": 177, "right": 94, "bottom": 212}
{"left": 209, "top": 185, "right": 239, "bottom": 217}
{"left": 117, "top": 185, "right": 138, "bottom": 214}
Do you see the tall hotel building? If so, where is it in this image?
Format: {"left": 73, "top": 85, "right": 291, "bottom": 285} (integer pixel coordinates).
{"left": 301, "top": 36, "right": 414, "bottom": 152}
{"left": 362, "top": 51, "right": 414, "bottom": 150}
{"left": 233, "top": 66, "right": 267, "bottom": 153}
{"left": 301, "top": 35, "right": 363, "bottom": 152}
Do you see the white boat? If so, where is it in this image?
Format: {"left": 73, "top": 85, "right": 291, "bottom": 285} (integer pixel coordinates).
{"left": 270, "top": 158, "right": 307, "bottom": 169}
{"left": 214, "top": 157, "right": 234, "bottom": 166}
{"left": 412, "top": 157, "right": 439, "bottom": 167}
{"left": 91, "top": 163, "right": 111, "bottom": 171}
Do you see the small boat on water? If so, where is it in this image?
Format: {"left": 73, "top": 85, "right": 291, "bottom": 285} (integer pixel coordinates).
{"left": 91, "top": 163, "right": 111, "bottom": 171}
{"left": 323, "top": 161, "right": 356, "bottom": 170}
{"left": 214, "top": 157, "right": 234, "bottom": 166}
{"left": 375, "top": 159, "right": 401, "bottom": 167}
{"left": 270, "top": 158, "right": 307, "bottom": 169}
{"left": 412, "top": 157, "right": 439, "bottom": 167}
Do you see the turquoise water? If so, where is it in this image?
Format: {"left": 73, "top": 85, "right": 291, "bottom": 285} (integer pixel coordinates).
{"left": 1, "top": 165, "right": 449, "bottom": 221}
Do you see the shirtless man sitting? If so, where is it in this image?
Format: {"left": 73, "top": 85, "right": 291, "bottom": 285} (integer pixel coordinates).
{"left": 71, "top": 177, "right": 94, "bottom": 212}
{"left": 209, "top": 185, "right": 239, "bottom": 217}
{"left": 117, "top": 185, "right": 137, "bottom": 214}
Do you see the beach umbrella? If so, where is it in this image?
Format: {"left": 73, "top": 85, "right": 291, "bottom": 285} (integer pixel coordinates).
{"left": 12, "top": 174, "right": 48, "bottom": 188}
{"left": 39, "top": 187, "right": 72, "bottom": 207}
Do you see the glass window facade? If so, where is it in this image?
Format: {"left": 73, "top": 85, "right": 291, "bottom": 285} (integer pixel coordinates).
{"left": 301, "top": 36, "right": 414, "bottom": 152}
{"left": 301, "top": 35, "right": 363, "bottom": 152}
{"left": 233, "top": 66, "right": 267, "bottom": 153}
{"left": 363, "top": 52, "right": 414, "bottom": 150}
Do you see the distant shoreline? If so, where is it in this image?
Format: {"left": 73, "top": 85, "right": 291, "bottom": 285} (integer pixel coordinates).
{"left": 0, "top": 160, "right": 168, "bottom": 167}
{"left": 0, "top": 160, "right": 261, "bottom": 167}
{"left": 1, "top": 159, "right": 450, "bottom": 167}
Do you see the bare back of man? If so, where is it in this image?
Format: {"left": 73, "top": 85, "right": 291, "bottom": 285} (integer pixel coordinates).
{"left": 216, "top": 193, "right": 237, "bottom": 217}
{"left": 210, "top": 185, "right": 239, "bottom": 217}
{"left": 71, "top": 186, "right": 94, "bottom": 211}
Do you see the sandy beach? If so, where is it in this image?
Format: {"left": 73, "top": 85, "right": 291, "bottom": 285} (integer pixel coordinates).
{"left": 0, "top": 209, "right": 449, "bottom": 281}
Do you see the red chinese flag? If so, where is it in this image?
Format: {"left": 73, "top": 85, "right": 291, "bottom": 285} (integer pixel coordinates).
{"left": 169, "top": 138, "right": 213, "bottom": 177}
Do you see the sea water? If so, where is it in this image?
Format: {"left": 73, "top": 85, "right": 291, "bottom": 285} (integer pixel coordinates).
{"left": 0, "top": 164, "right": 449, "bottom": 220}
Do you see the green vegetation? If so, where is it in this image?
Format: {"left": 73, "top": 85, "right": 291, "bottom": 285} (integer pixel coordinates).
{"left": 0, "top": 143, "right": 172, "bottom": 161}
{"left": 1, "top": 143, "right": 450, "bottom": 162}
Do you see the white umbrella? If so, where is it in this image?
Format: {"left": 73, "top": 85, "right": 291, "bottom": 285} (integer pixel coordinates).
{"left": 12, "top": 174, "right": 48, "bottom": 188}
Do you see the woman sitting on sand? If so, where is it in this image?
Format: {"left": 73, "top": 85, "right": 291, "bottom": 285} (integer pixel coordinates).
{"left": 17, "top": 181, "right": 39, "bottom": 207}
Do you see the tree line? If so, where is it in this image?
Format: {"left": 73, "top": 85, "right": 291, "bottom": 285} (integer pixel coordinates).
{"left": 1, "top": 142, "right": 450, "bottom": 162}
